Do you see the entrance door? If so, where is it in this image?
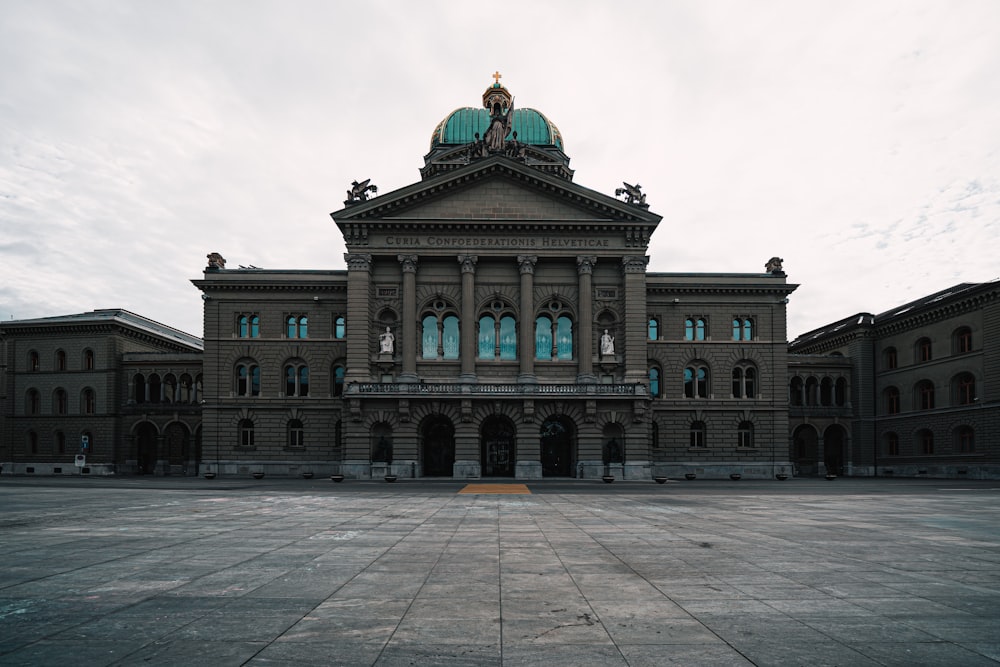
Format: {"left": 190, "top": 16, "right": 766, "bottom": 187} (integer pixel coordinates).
{"left": 422, "top": 417, "right": 455, "bottom": 477}
{"left": 540, "top": 416, "right": 574, "bottom": 477}
{"left": 136, "top": 422, "right": 157, "bottom": 474}
{"left": 481, "top": 416, "right": 515, "bottom": 477}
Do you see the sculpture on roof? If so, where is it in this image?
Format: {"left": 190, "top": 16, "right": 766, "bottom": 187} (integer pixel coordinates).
{"left": 345, "top": 179, "right": 378, "bottom": 205}
{"left": 766, "top": 257, "right": 784, "bottom": 274}
{"left": 206, "top": 252, "right": 226, "bottom": 270}
{"left": 615, "top": 182, "right": 647, "bottom": 206}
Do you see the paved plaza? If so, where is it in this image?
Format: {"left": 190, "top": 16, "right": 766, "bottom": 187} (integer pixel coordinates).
{"left": 1, "top": 476, "right": 999, "bottom": 666}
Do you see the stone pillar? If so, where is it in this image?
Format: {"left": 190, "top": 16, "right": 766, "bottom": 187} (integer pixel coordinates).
{"left": 344, "top": 253, "right": 373, "bottom": 383}
{"left": 577, "top": 256, "right": 597, "bottom": 383}
{"left": 398, "top": 254, "right": 419, "bottom": 382}
{"left": 622, "top": 256, "right": 649, "bottom": 383}
{"left": 458, "top": 255, "right": 478, "bottom": 383}
{"left": 517, "top": 255, "right": 537, "bottom": 384}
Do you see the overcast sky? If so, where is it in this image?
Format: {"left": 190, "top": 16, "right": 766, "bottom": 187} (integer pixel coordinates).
{"left": 2, "top": 0, "right": 998, "bottom": 341}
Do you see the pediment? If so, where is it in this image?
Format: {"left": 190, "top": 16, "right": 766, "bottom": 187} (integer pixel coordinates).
{"left": 332, "top": 156, "right": 661, "bottom": 226}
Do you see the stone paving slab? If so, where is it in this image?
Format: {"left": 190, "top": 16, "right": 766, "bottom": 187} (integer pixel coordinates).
{"left": 0, "top": 476, "right": 998, "bottom": 666}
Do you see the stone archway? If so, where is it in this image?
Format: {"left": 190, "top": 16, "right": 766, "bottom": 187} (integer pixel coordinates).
{"left": 135, "top": 422, "right": 158, "bottom": 475}
{"left": 481, "top": 416, "right": 516, "bottom": 477}
{"left": 824, "top": 424, "right": 848, "bottom": 476}
{"left": 164, "top": 422, "right": 190, "bottom": 474}
{"left": 422, "top": 416, "right": 455, "bottom": 477}
{"left": 792, "top": 424, "right": 819, "bottom": 476}
{"left": 540, "top": 416, "right": 575, "bottom": 477}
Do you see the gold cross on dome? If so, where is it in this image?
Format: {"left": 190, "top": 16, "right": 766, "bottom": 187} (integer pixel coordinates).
{"left": 492, "top": 71, "right": 502, "bottom": 85}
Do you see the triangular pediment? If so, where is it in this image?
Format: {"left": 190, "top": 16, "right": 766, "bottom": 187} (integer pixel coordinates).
{"left": 332, "top": 156, "right": 661, "bottom": 226}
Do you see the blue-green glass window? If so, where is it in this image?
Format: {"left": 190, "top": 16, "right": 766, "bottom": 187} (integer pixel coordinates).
{"left": 556, "top": 316, "right": 573, "bottom": 360}
{"left": 299, "top": 367, "right": 309, "bottom": 396}
{"left": 685, "top": 318, "right": 706, "bottom": 341}
{"left": 499, "top": 316, "right": 516, "bottom": 360}
{"left": 649, "top": 367, "right": 660, "bottom": 397}
{"left": 479, "top": 316, "right": 495, "bottom": 359}
{"left": 442, "top": 316, "right": 459, "bottom": 359}
{"left": 333, "top": 365, "right": 345, "bottom": 396}
{"left": 535, "top": 316, "right": 552, "bottom": 360}
{"left": 648, "top": 318, "right": 658, "bottom": 340}
{"left": 733, "top": 318, "right": 753, "bottom": 341}
{"left": 334, "top": 316, "right": 346, "bottom": 339}
{"left": 422, "top": 315, "right": 438, "bottom": 359}
{"left": 287, "top": 315, "right": 307, "bottom": 338}
{"left": 239, "top": 315, "right": 248, "bottom": 338}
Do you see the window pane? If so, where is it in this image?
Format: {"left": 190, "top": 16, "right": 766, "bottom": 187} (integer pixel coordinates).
{"left": 299, "top": 316, "right": 308, "bottom": 338}
{"left": 732, "top": 319, "right": 741, "bottom": 340}
{"left": 478, "top": 316, "right": 494, "bottom": 358}
{"left": 442, "top": 315, "right": 459, "bottom": 359}
{"left": 239, "top": 315, "right": 248, "bottom": 338}
{"left": 649, "top": 368, "right": 659, "bottom": 397}
{"left": 648, "top": 319, "right": 658, "bottom": 340}
{"left": 499, "top": 316, "right": 516, "bottom": 360}
{"left": 299, "top": 367, "right": 309, "bottom": 397}
{"left": 743, "top": 319, "right": 753, "bottom": 340}
{"left": 335, "top": 316, "right": 345, "bottom": 339}
{"left": 696, "top": 319, "right": 706, "bottom": 341}
{"left": 285, "top": 366, "right": 296, "bottom": 395}
{"left": 684, "top": 319, "right": 693, "bottom": 340}
{"left": 250, "top": 315, "right": 259, "bottom": 337}
{"left": 250, "top": 367, "right": 260, "bottom": 396}
{"left": 287, "top": 317, "right": 297, "bottom": 338}
{"left": 422, "top": 315, "right": 438, "bottom": 359}
{"left": 745, "top": 368, "right": 755, "bottom": 398}
{"left": 535, "top": 316, "right": 552, "bottom": 360}
{"left": 684, "top": 368, "right": 693, "bottom": 398}
{"left": 556, "top": 316, "right": 573, "bottom": 360}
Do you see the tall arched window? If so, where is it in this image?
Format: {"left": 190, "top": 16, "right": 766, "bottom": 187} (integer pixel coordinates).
{"left": 805, "top": 377, "right": 818, "bottom": 406}
{"left": 648, "top": 318, "right": 659, "bottom": 340}
{"left": 83, "top": 349, "right": 95, "bottom": 370}
{"left": 26, "top": 389, "right": 40, "bottom": 415}
{"left": 882, "top": 347, "right": 897, "bottom": 370}
{"left": 954, "top": 373, "right": 975, "bottom": 405}
{"left": 238, "top": 314, "right": 260, "bottom": 338}
{"left": 737, "top": 421, "right": 755, "bottom": 448}
{"left": 915, "top": 337, "right": 932, "bottom": 363}
{"left": 286, "top": 315, "right": 308, "bottom": 338}
{"left": 284, "top": 361, "right": 309, "bottom": 397}
{"left": 236, "top": 362, "right": 261, "bottom": 397}
{"left": 685, "top": 318, "right": 707, "bottom": 341}
{"left": 648, "top": 367, "right": 660, "bottom": 398}
{"left": 334, "top": 316, "right": 346, "bottom": 339}
{"left": 956, "top": 426, "right": 975, "bottom": 453}
{"left": 535, "top": 316, "right": 553, "bottom": 360}
{"left": 421, "top": 303, "right": 460, "bottom": 360}
{"left": 134, "top": 374, "right": 146, "bottom": 404}
{"left": 54, "top": 388, "right": 68, "bottom": 415}
{"left": 916, "top": 380, "right": 935, "bottom": 410}
{"left": 732, "top": 318, "right": 753, "bottom": 341}
{"left": 82, "top": 388, "right": 96, "bottom": 414}
{"left": 536, "top": 302, "right": 574, "bottom": 361}
{"left": 732, "top": 364, "right": 756, "bottom": 398}
{"left": 332, "top": 365, "right": 345, "bottom": 397}
{"left": 684, "top": 364, "right": 709, "bottom": 398}
{"left": 56, "top": 350, "right": 66, "bottom": 371}
{"left": 148, "top": 374, "right": 162, "bottom": 403}
{"left": 884, "top": 432, "right": 900, "bottom": 456}
{"left": 835, "top": 378, "right": 847, "bottom": 406}
{"left": 29, "top": 350, "right": 40, "bottom": 371}
{"left": 884, "top": 386, "right": 900, "bottom": 414}
{"left": 953, "top": 327, "right": 972, "bottom": 354}
{"left": 287, "top": 419, "right": 304, "bottom": 449}
{"left": 789, "top": 376, "right": 803, "bottom": 406}
{"left": 478, "top": 306, "right": 517, "bottom": 360}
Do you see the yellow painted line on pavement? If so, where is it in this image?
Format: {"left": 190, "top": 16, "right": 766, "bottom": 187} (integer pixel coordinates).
{"left": 459, "top": 484, "right": 531, "bottom": 494}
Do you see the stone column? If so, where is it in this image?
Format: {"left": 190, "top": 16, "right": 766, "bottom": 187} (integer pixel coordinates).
{"left": 622, "top": 256, "right": 649, "bottom": 383}
{"left": 577, "top": 256, "right": 597, "bottom": 383}
{"left": 398, "top": 254, "right": 419, "bottom": 382}
{"left": 458, "top": 255, "right": 478, "bottom": 383}
{"left": 344, "top": 253, "right": 373, "bottom": 383}
{"left": 517, "top": 255, "right": 537, "bottom": 384}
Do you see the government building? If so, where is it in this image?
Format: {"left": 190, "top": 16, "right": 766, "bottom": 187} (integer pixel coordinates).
{"left": 2, "top": 79, "right": 997, "bottom": 479}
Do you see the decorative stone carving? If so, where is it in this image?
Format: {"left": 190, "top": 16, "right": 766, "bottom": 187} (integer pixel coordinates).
{"left": 517, "top": 255, "right": 537, "bottom": 275}
{"left": 344, "top": 253, "right": 372, "bottom": 271}
{"left": 600, "top": 329, "right": 615, "bottom": 356}
{"left": 345, "top": 179, "right": 378, "bottom": 205}
{"left": 458, "top": 255, "right": 478, "bottom": 274}
{"left": 766, "top": 257, "right": 785, "bottom": 274}
{"left": 206, "top": 252, "right": 226, "bottom": 270}
{"left": 379, "top": 327, "right": 395, "bottom": 354}
{"left": 397, "top": 254, "right": 418, "bottom": 273}
{"left": 621, "top": 256, "right": 649, "bottom": 274}
{"left": 576, "top": 256, "right": 597, "bottom": 274}
{"left": 615, "top": 182, "right": 647, "bottom": 206}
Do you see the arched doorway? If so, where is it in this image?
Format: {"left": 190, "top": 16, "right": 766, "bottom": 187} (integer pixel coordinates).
{"left": 540, "top": 416, "right": 575, "bottom": 477}
{"left": 422, "top": 416, "right": 455, "bottom": 477}
{"left": 792, "top": 424, "right": 819, "bottom": 476}
{"left": 135, "top": 422, "right": 158, "bottom": 475}
{"left": 481, "top": 416, "right": 516, "bottom": 477}
{"left": 164, "top": 422, "right": 189, "bottom": 474}
{"left": 824, "top": 424, "right": 848, "bottom": 475}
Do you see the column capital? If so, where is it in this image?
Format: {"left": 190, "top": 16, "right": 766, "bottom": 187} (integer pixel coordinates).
{"left": 622, "top": 255, "right": 649, "bottom": 274}
{"left": 576, "top": 256, "right": 597, "bottom": 274}
{"left": 398, "top": 254, "right": 419, "bottom": 273}
{"left": 458, "top": 255, "right": 479, "bottom": 274}
{"left": 517, "top": 255, "right": 538, "bottom": 275}
{"left": 344, "top": 253, "right": 372, "bottom": 272}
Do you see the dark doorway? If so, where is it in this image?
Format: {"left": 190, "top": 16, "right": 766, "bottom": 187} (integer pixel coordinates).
{"left": 481, "top": 416, "right": 516, "bottom": 477}
{"left": 136, "top": 422, "right": 157, "bottom": 474}
{"left": 793, "top": 425, "right": 819, "bottom": 476}
{"left": 540, "top": 416, "right": 574, "bottom": 477}
{"left": 824, "top": 424, "right": 847, "bottom": 475}
{"left": 422, "top": 416, "right": 455, "bottom": 477}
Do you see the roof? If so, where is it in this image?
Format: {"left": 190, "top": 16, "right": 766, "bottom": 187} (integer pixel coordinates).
{"left": 430, "top": 107, "right": 564, "bottom": 150}
{"left": 0, "top": 309, "right": 203, "bottom": 351}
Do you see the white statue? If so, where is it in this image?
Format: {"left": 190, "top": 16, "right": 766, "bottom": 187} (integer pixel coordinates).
{"left": 600, "top": 329, "right": 615, "bottom": 356}
{"left": 379, "top": 327, "right": 394, "bottom": 354}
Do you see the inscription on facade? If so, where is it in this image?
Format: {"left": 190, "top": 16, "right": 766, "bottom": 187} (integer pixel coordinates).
{"left": 383, "top": 236, "right": 610, "bottom": 249}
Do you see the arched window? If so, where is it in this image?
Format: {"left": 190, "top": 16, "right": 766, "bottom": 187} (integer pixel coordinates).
{"left": 732, "top": 364, "right": 756, "bottom": 398}
{"left": 179, "top": 374, "right": 193, "bottom": 403}
{"left": 805, "top": 377, "right": 818, "bottom": 406}
{"left": 955, "top": 426, "right": 975, "bottom": 453}
{"left": 732, "top": 318, "right": 753, "bottom": 341}
{"left": 239, "top": 419, "right": 255, "bottom": 448}
{"left": 916, "top": 380, "right": 934, "bottom": 410}
{"left": 26, "top": 389, "right": 40, "bottom": 415}
{"left": 286, "top": 315, "right": 308, "bottom": 338}
{"left": 884, "top": 432, "right": 900, "bottom": 456}
{"left": 883, "top": 386, "right": 900, "bottom": 414}
{"left": 83, "top": 349, "right": 95, "bottom": 370}
{"left": 442, "top": 315, "right": 459, "bottom": 359}
{"left": 478, "top": 307, "right": 517, "bottom": 360}
{"left": 163, "top": 374, "right": 177, "bottom": 403}
{"left": 917, "top": 429, "right": 934, "bottom": 455}
{"left": 287, "top": 419, "right": 304, "bottom": 449}
{"left": 54, "top": 388, "right": 68, "bottom": 415}
{"left": 284, "top": 361, "right": 309, "bottom": 397}
{"left": 789, "top": 376, "right": 803, "bottom": 406}
{"left": 648, "top": 367, "right": 660, "bottom": 398}
{"left": 882, "top": 347, "right": 897, "bottom": 370}
{"left": 535, "top": 316, "right": 553, "bottom": 360}
{"left": 915, "top": 337, "right": 932, "bottom": 363}
{"left": 820, "top": 377, "right": 833, "bottom": 405}
{"left": 236, "top": 362, "right": 261, "bottom": 397}
{"left": 56, "top": 350, "right": 66, "bottom": 371}
{"left": 556, "top": 316, "right": 572, "bottom": 360}
{"left": 953, "top": 327, "right": 972, "bottom": 354}
{"left": 954, "top": 373, "right": 975, "bottom": 406}
{"left": 684, "top": 363, "right": 709, "bottom": 398}
{"left": 29, "top": 350, "right": 40, "bottom": 372}
{"left": 648, "top": 318, "right": 659, "bottom": 340}
{"left": 332, "top": 365, "right": 345, "bottom": 396}
{"left": 835, "top": 378, "right": 847, "bottom": 406}
{"left": 737, "top": 421, "right": 754, "bottom": 448}
{"left": 334, "top": 316, "right": 346, "bottom": 339}
{"left": 690, "top": 421, "right": 706, "bottom": 448}
{"left": 82, "top": 388, "right": 96, "bottom": 414}
{"left": 134, "top": 374, "right": 146, "bottom": 404}
{"left": 535, "top": 305, "right": 574, "bottom": 361}
{"left": 685, "top": 317, "right": 707, "bottom": 341}
{"left": 421, "top": 303, "right": 461, "bottom": 360}
{"left": 148, "top": 374, "right": 162, "bottom": 403}
{"left": 238, "top": 314, "right": 260, "bottom": 338}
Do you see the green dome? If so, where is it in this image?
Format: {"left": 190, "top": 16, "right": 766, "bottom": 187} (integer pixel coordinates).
{"left": 430, "top": 107, "right": 564, "bottom": 151}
